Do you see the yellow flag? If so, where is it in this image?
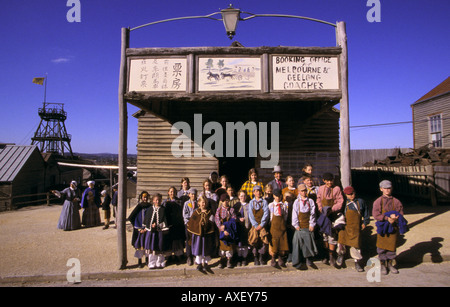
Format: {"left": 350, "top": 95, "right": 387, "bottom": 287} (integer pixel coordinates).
{"left": 32, "top": 77, "right": 45, "bottom": 85}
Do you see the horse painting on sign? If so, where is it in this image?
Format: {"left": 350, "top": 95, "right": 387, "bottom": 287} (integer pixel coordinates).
{"left": 198, "top": 57, "right": 262, "bottom": 91}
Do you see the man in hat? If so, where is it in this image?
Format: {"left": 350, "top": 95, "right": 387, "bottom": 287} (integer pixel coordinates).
{"left": 267, "top": 165, "right": 287, "bottom": 191}
{"left": 247, "top": 185, "right": 270, "bottom": 265}
{"left": 336, "top": 186, "right": 370, "bottom": 272}
{"left": 372, "top": 180, "right": 405, "bottom": 275}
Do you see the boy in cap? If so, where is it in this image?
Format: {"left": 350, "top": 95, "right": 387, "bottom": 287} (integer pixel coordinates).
{"left": 316, "top": 172, "right": 344, "bottom": 267}
{"left": 247, "top": 185, "right": 270, "bottom": 265}
{"left": 268, "top": 189, "right": 289, "bottom": 268}
{"left": 372, "top": 180, "right": 405, "bottom": 275}
{"left": 336, "top": 186, "right": 370, "bottom": 272}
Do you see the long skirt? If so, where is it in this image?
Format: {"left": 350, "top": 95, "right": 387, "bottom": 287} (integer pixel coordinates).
{"left": 134, "top": 231, "right": 146, "bottom": 258}
{"left": 191, "top": 233, "right": 216, "bottom": 258}
{"left": 82, "top": 206, "right": 101, "bottom": 227}
{"left": 292, "top": 228, "right": 318, "bottom": 266}
{"left": 144, "top": 230, "right": 169, "bottom": 252}
{"left": 57, "top": 200, "right": 81, "bottom": 231}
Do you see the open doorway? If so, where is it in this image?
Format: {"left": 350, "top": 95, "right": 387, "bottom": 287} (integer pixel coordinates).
{"left": 218, "top": 157, "right": 255, "bottom": 192}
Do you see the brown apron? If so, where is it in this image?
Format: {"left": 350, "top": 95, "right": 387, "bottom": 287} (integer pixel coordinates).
{"left": 338, "top": 201, "right": 361, "bottom": 249}
{"left": 376, "top": 198, "right": 398, "bottom": 252}
{"left": 298, "top": 210, "right": 311, "bottom": 229}
{"left": 269, "top": 214, "right": 288, "bottom": 254}
{"left": 321, "top": 188, "right": 338, "bottom": 221}
{"left": 248, "top": 207, "right": 269, "bottom": 246}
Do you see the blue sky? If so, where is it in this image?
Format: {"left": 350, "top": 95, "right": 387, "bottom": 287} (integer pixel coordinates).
{"left": 0, "top": 0, "right": 449, "bottom": 154}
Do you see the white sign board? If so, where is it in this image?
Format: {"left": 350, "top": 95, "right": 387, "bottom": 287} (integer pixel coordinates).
{"left": 128, "top": 58, "right": 187, "bottom": 92}
{"left": 272, "top": 55, "right": 339, "bottom": 91}
{"left": 198, "top": 57, "right": 262, "bottom": 91}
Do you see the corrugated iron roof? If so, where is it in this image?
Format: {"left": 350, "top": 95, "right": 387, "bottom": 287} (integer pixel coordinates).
{"left": 0, "top": 145, "right": 39, "bottom": 182}
{"left": 413, "top": 76, "right": 450, "bottom": 105}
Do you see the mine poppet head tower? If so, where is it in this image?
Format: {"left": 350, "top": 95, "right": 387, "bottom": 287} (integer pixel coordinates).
{"left": 31, "top": 102, "right": 74, "bottom": 158}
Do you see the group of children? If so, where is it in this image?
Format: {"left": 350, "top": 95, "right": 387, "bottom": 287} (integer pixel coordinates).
{"left": 127, "top": 165, "right": 407, "bottom": 275}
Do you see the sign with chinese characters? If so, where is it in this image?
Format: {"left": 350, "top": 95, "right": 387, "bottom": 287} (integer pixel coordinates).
{"left": 272, "top": 55, "right": 339, "bottom": 91}
{"left": 128, "top": 58, "right": 187, "bottom": 92}
{"left": 197, "top": 57, "right": 262, "bottom": 91}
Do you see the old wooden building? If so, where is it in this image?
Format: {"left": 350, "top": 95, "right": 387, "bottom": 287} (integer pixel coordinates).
{"left": 411, "top": 76, "right": 450, "bottom": 149}
{"left": 0, "top": 144, "right": 84, "bottom": 211}
{"left": 0, "top": 145, "right": 46, "bottom": 211}
{"left": 126, "top": 46, "right": 343, "bottom": 196}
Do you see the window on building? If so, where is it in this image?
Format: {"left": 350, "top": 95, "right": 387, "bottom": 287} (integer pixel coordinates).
{"left": 429, "top": 114, "right": 443, "bottom": 147}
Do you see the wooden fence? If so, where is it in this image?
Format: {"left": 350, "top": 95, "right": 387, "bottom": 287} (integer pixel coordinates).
{"left": 0, "top": 192, "right": 60, "bottom": 211}
{"left": 351, "top": 165, "right": 450, "bottom": 206}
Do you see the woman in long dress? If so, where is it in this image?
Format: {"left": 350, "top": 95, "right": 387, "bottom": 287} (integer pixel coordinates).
{"left": 52, "top": 180, "right": 82, "bottom": 231}
{"left": 80, "top": 180, "right": 102, "bottom": 227}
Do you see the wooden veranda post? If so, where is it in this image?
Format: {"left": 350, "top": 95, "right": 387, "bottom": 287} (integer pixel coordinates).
{"left": 117, "top": 27, "right": 129, "bottom": 270}
{"left": 337, "top": 21, "right": 351, "bottom": 188}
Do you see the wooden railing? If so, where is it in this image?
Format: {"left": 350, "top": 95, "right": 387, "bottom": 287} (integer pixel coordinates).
{"left": 352, "top": 165, "right": 450, "bottom": 206}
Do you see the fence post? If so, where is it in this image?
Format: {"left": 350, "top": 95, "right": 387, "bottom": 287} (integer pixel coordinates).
{"left": 425, "top": 165, "right": 437, "bottom": 207}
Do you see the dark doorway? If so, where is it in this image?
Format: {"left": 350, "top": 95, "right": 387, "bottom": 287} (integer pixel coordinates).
{"left": 218, "top": 157, "right": 255, "bottom": 192}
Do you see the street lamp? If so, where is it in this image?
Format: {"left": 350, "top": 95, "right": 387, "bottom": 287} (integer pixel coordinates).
{"left": 221, "top": 5, "right": 241, "bottom": 39}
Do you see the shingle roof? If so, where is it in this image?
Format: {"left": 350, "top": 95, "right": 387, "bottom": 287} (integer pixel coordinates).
{"left": 413, "top": 76, "right": 450, "bottom": 105}
{"left": 0, "top": 145, "right": 39, "bottom": 182}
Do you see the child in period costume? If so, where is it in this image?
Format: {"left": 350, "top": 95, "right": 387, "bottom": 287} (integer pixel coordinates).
{"left": 264, "top": 184, "right": 274, "bottom": 205}
{"left": 101, "top": 190, "right": 112, "bottom": 230}
{"left": 187, "top": 195, "right": 216, "bottom": 274}
{"left": 336, "top": 186, "right": 370, "bottom": 272}
{"left": 209, "top": 171, "right": 221, "bottom": 192}
{"left": 282, "top": 176, "right": 298, "bottom": 199}
{"left": 177, "top": 177, "right": 191, "bottom": 204}
{"left": 291, "top": 184, "right": 318, "bottom": 270}
{"left": 372, "top": 180, "right": 408, "bottom": 275}
{"left": 127, "top": 191, "right": 151, "bottom": 267}
{"left": 163, "top": 187, "right": 186, "bottom": 265}
{"left": 298, "top": 163, "right": 321, "bottom": 187}
{"left": 316, "top": 173, "right": 344, "bottom": 268}
{"left": 268, "top": 189, "right": 289, "bottom": 269}
{"left": 247, "top": 185, "right": 270, "bottom": 265}
{"left": 301, "top": 174, "right": 319, "bottom": 204}
{"left": 227, "top": 185, "right": 239, "bottom": 208}
{"left": 284, "top": 191, "right": 296, "bottom": 263}
{"left": 80, "top": 181, "right": 101, "bottom": 228}
{"left": 199, "top": 179, "right": 219, "bottom": 214}
{"left": 233, "top": 190, "right": 251, "bottom": 266}
{"left": 182, "top": 188, "right": 198, "bottom": 266}
{"left": 52, "top": 181, "right": 81, "bottom": 231}
{"left": 215, "top": 194, "right": 238, "bottom": 268}
{"left": 240, "top": 168, "right": 265, "bottom": 200}
{"left": 143, "top": 193, "right": 170, "bottom": 269}
{"left": 215, "top": 175, "right": 230, "bottom": 199}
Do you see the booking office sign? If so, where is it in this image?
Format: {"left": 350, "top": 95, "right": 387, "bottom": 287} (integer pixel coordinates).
{"left": 126, "top": 46, "right": 342, "bottom": 168}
